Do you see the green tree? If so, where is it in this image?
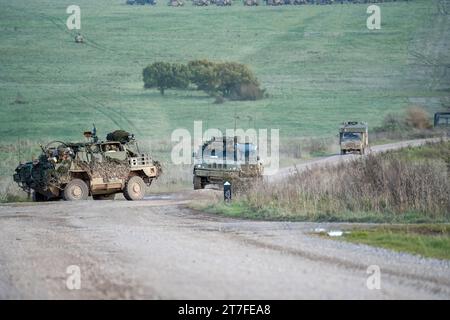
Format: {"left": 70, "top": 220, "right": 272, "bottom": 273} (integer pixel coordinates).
{"left": 187, "top": 60, "right": 218, "bottom": 93}
{"left": 143, "top": 60, "right": 264, "bottom": 101}
{"left": 214, "top": 62, "right": 260, "bottom": 98}
{"left": 143, "top": 62, "right": 190, "bottom": 95}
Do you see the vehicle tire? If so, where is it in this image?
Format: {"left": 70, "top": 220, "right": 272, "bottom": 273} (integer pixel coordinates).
{"left": 193, "top": 176, "right": 205, "bottom": 190}
{"left": 123, "top": 176, "right": 145, "bottom": 201}
{"left": 32, "top": 191, "right": 47, "bottom": 202}
{"left": 63, "top": 179, "right": 89, "bottom": 201}
{"left": 341, "top": 150, "right": 346, "bottom": 155}
{"left": 93, "top": 194, "right": 115, "bottom": 200}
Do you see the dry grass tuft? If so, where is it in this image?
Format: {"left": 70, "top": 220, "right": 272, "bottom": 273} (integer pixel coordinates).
{"left": 234, "top": 141, "right": 450, "bottom": 220}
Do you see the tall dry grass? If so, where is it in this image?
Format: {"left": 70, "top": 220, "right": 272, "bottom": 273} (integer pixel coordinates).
{"left": 279, "top": 136, "right": 338, "bottom": 160}
{"left": 0, "top": 140, "right": 39, "bottom": 202}
{"left": 371, "top": 106, "right": 442, "bottom": 142}
{"left": 238, "top": 142, "right": 450, "bottom": 220}
{"left": 0, "top": 177, "right": 28, "bottom": 202}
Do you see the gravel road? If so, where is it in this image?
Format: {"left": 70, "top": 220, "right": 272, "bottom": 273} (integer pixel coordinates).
{"left": 0, "top": 138, "right": 449, "bottom": 299}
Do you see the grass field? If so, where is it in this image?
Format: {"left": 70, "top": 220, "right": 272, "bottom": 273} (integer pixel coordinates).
{"left": 1, "top": 1, "right": 449, "bottom": 140}
{"left": 0, "top": 0, "right": 449, "bottom": 193}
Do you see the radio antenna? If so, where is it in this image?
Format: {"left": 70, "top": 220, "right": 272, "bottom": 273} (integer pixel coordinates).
{"left": 17, "top": 136, "right": 21, "bottom": 164}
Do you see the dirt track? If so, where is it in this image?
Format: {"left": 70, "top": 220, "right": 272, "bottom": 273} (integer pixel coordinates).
{"left": 0, "top": 138, "right": 449, "bottom": 299}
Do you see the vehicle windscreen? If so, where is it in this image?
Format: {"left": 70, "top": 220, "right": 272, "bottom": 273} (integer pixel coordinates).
{"left": 200, "top": 141, "right": 258, "bottom": 164}
{"left": 342, "top": 132, "right": 362, "bottom": 141}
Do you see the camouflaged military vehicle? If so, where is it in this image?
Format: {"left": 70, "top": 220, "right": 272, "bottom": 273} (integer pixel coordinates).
{"left": 243, "top": 0, "right": 259, "bottom": 5}
{"left": 192, "top": 136, "right": 263, "bottom": 190}
{"left": 127, "top": 0, "right": 157, "bottom": 4}
{"left": 168, "top": 0, "right": 184, "bottom": 6}
{"left": 215, "top": 0, "right": 232, "bottom": 5}
{"left": 266, "top": 0, "right": 283, "bottom": 5}
{"left": 193, "top": 0, "right": 210, "bottom": 5}
{"left": 13, "top": 129, "right": 161, "bottom": 201}
{"left": 74, "top": 33, "right": 84, "bottom": 43}
{"left": 339, "top": 121, "right": 369, "bottom": 155}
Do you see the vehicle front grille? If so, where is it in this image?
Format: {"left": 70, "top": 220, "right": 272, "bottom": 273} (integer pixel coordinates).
{"left": 207, "top": 163, "right": 228, "bottom": 169}
{"left": 129, "top": 154, "right": 151, "bottom": 167}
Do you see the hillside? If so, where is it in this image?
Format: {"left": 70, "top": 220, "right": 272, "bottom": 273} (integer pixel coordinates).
{"left": 1, "top": 1, "right": 448, "bottom": 141}
{"left": 0, "top": 0, "right": 449, "bottom": 187}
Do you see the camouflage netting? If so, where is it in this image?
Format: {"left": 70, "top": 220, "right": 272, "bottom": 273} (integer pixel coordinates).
{"left": 106, "top": 130, "right": 131, "bottom": 143}
{"left": 152, "top": 160, "right": 163, "bottom": 175}
{"left": 55, "top": 162, "right": 71, "bottom": 184}
{"left": 76, "top": 158, "right": 130, "bottom": 181}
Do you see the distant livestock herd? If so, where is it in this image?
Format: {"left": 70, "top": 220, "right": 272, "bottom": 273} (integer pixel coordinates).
{"left": 126, "top": 0, "right": 410, "bottom": 6}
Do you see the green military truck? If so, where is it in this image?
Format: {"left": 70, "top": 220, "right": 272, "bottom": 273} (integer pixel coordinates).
{"left": 192, "top": 136, "right": 263, "bottom": 190}
{"left": 339, "top": 121, "right": 369, "bottom": 155}
{"left": 13, "top": 129, "right": 161, "bottom": 201}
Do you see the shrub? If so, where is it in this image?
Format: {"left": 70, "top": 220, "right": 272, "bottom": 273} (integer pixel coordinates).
{"left": 12, "top": 92, "right": 27, "bottom": 105}
{"left": 187, "top": 60, "right": 218, "bottom": 93}
{"left": 143, "top": 62, "right": 190, "bottom": 95}
{"left": 405, "top": 106, "right": 432, "bottom": 129}
{"left": 144, "top": 60, "right": 265, "bottom": 101}
{"left": 372, "top": 106, "right": 438, "bottom": 141}
{"left": 231, "top": 83, "right": 265, "bottom": 101}
{"left": 381, "top": 112, "right": 405, "bottom": 131}
{"left": 214, "top": 62, "right": 261, "bottom": 99}
{"left": 214, "top": 95, "right": 225, "bottom": 104}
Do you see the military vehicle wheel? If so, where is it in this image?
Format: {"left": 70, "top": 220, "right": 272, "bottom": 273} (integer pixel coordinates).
{"left": 193, "top": 177, "right": 205, "bottom": 190}
{"left": 32, "top": 191, "right": 47, "bottom": 202}
{"left": 93, "top": 194, "right": 115, "bottom": 200}
{"left": 63, "top": 179, "right": 89, "bottom": 201}
{"left": 124, "top": 176, "right": 145, "bottom": 201}
{"left": 340, "top": 150, "right": 346, "bottom": 155}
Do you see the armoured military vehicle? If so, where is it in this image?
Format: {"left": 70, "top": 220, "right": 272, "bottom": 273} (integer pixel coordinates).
{"left": 74, "top": 33, "right": 84, "bottom": 43}
{"left": 434, "top": 112, "right": 450, "bottom": 128}
{"left": 283, "top": 0, "right": 306, "bottom": 4}
{"left": 13, "top": 128, "right": 161, "bottom": 201}
{"left": 215, "top": 0, "right": 232, "bottom": 5}
{"left": 192, "top": 136, "right": 263, "bottom": 190}
{"left": 127, "top": 0, "right": 157, "bottom": 4}
{"left": 243, "top": 0, "right": 259, "bottom": 5}
{"left": 266, "top": 0, "right": 283, "bottom": 5}
{"left": 339, "top": 121, "right": 369, "bottom": 155}
{"left": 193, "top": 0, "right": 210, "bottom": 5}
{"left": 168, "top": 0, "right": 184, "bottom": 5}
